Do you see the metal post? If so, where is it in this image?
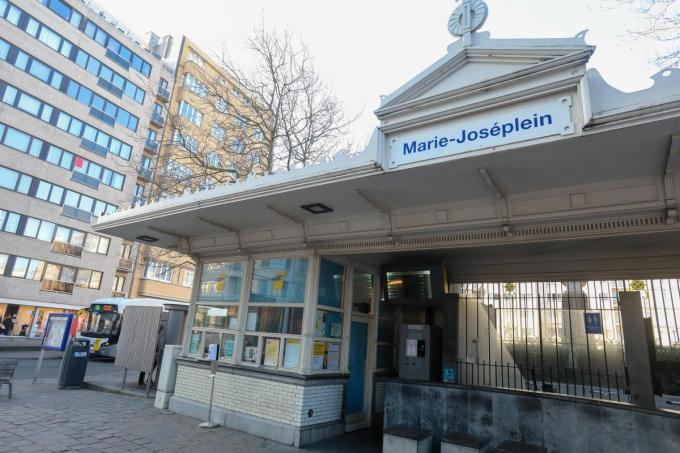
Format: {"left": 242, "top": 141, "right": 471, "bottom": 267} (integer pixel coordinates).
{"left": 200, "top": 360, "right": 219, "bottom": 428}
{"left": 32, "top": 349, "right": 45, "bottom": 385}
{"left": 121, "top": 368, "right": 127, "bottom": 391}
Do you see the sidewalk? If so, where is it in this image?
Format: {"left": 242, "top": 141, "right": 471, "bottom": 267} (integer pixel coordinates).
{"left": 0, "top": 350, "right": 63, "bottom": 360}
{"left": 0, "top": 336, "right": 43, "bottom": 351}
{"left": 0, "top": 378, "right": 381, "bottom": 452}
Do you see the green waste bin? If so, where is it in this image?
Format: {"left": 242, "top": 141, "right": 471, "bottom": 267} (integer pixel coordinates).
{"left": 58, "top": 339, "right": 90, "bottom": 389}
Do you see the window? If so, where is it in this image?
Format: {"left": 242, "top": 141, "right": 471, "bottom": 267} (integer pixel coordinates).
{"left": 113, "top": 275, "right": 125, "bottom": 292}
{"left": 188, "top": 49, "right": 204, "bottom": 68}
{"left": 206, "top": 151, "right": 221, "bottom": 169}
{"left": 0, "top": 254, "right": 8, "bottom": 274}
{"left": 144, "top": 260, "right": 173, "bottom": 283}
{"left": 198, "top": 262, "right": 243, "bottom": 301}
{"left": 231, "top": 139, "right": 245, "bottom": 154}
{"left": 120, "top": 242, "right": 132, "bottom": 259}
{"left": 0, "top": 81, "right": 133, "bottom": 159}
{"left": 250, "top": 258, "right": 308, "bottom": 303}
{"left": 84, "top": 234, "right": 110, "bottom": 255}
{"left": 182, "top": 269, "right": 195, "bottom": 287}
{"left": 166, "top": 160, "right": 192, "bottom": 186}
{"left": 211, "top": 123, "right": 225, "bottom": 141}
{"left": 171, "top": 130, "right": 198, "bottom": 154}
{"left": 178, "top": 101, "right": 202, "bottom": 126}
{"left": 216, "top": 97, "right": 228, "bottom": 113}
{"left": 76, "top": 269, "right": 102, "bottom": 289}
{"left": 0, "top": 166, "right": 115, "bottom": 216}
{"left": 244, "top": 257, "right": 308, "bottom": 368}
{"left": 313, "top": 259, "right": 345, "bottom": 370}
{"left": 183, "top": 73, "right": 208, "bottom": 98}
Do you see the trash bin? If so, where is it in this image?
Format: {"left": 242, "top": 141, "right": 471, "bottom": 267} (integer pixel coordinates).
{"left": 58, "top": 339, "right": 89, "bottom": 389}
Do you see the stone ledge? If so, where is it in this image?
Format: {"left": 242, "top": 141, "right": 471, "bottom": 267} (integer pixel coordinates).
{"left": 177, "top": 356, "right": 349, "bottom": 386}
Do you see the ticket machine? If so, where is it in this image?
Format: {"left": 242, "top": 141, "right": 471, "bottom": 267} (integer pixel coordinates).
{"left": 398, "top": 324, "right": 442, "bottom": 381}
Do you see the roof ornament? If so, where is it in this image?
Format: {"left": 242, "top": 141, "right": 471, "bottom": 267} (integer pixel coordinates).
{"left": 448, "top": 0, "right": 488, "bottom": 46}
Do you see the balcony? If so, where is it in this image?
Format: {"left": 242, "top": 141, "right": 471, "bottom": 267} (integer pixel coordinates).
{"left": 71, "top": 170, "right": 100, "bottom": 189}
{"left": 117, "top": 257, "right": 134, "bottom": 272}
{"left": 143, "top": 139, "right": 159, "bottom": 153}
{"left": 156, "top": 86, "right": 171, "bottom": 103}
{"left": 51, "top": 241, "right": 84, "bottom": 258}
{"left": 97, "top": 77, "right": 123, "bottom": 98}
{"left": 137, "top": 165, "right": 153, "bottom": 181}
{"left": 41, "top": 279, "right": 74, "bottom": 294}
{"left": 105, "top": 49, "right": 130, "bottom": 70}
{"left": 150, "top": 112, "right": 165, "bottom": 127}
{"left": 111, "top": 291, "right": 127, "bottom": 298}
{"left": 89, "top": 106, "right": 116, "bottom": 127}
{"left": 80, "top": 138, "right": 108, "bottom": 158}
{"left": 61, "top": 205, "right": 92, "bottom": 223}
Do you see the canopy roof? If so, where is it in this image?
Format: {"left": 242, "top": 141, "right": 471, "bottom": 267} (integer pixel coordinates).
{"left": 95, "top": 29, "right": 680, "bottom": 259}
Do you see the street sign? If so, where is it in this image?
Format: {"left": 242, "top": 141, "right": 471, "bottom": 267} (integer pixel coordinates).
{"left": 584, "top": 312, "right": 603, "bottom": 334}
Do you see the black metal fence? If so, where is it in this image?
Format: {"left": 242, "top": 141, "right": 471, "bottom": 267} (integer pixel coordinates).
{"left": 451, "top": 279, "right": 680, "bottom": 402}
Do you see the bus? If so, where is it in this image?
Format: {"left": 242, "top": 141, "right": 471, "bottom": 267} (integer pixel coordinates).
{"left": 76, "top": 298, "right": 188, "bottom": 358}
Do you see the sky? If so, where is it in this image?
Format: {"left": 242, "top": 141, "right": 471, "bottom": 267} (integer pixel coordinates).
{"left": 96, "top": 0, "right": 671, "bottom": 143}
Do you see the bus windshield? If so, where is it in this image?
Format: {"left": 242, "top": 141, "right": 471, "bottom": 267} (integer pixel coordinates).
{"left": 81, "top": 310, "right": 121, "bottom": 338}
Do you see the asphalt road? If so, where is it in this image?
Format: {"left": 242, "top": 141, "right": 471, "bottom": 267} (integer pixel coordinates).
{"left": 12, "top": 356, "right": 117, "bottom": 379}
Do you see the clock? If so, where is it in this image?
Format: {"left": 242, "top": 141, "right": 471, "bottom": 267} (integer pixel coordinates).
{"left": 448, "top": 0, "right": 489, "bottom": 37}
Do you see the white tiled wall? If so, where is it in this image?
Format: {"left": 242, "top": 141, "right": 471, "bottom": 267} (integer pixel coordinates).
{"left": 174, "top": 364, "right": 343, "bottom": 427}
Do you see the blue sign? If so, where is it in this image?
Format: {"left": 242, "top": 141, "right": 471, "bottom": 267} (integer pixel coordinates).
{"left": 584, "top": 312, "right": 603, "bottom": 335}
{"left": 41, "top": 313, "right": 75, "bottom": 351}
{"left": 443, "top": 367, "right": 456, "bottom": 383}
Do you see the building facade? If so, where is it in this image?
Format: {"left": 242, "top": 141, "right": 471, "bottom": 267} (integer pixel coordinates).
{"left": 0, "top": 0, "right": 173, "bottom": 336}
{"left": 96, "top": 3, "right": 680, "bottom": 451}
{"left": 128, "top": 36, "right": 265, "bottom": 304}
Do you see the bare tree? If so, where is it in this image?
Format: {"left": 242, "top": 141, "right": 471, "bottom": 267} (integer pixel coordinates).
{"left": 606, "top": 0, "right": 680, "bottom": 68}
{"left": 122, "top": 24, "right": 356, "bottom": 274}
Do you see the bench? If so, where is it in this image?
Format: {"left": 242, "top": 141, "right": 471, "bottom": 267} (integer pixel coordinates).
{"left": 383, "top": 425, "right": 433, "bottom": 453}
{"left": 0, "top": 360, "right": 18, "bottom": 399}
{"left": 496, "top": 440, "right": 547, "bottom": 453}
{"left": 441, "top": 432, "right": 490, "bottom": 452}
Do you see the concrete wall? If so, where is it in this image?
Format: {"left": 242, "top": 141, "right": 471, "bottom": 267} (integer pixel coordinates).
{"left": 384, "top": 380, "right": 680, "bottom": 453}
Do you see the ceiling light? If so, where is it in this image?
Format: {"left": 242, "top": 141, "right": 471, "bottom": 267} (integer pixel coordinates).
{"left": 300, "top": 203, "right": 333, "bottom": 214}
{"left": 136, "top": 235, "right": 159, "bottom": 243}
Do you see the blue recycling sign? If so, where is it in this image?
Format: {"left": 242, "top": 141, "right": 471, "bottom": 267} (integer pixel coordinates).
{"left": 584, "top": 312, "right": 603, "bottom": 334}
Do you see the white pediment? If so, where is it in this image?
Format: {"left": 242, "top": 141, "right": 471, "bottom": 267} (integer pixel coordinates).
{"left": 376, "top": 32, "right": 594, "bottom": 118}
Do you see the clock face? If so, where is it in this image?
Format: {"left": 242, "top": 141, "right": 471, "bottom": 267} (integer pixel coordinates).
{"left": 448, "top": 0, "right": 489, "bottom": 37}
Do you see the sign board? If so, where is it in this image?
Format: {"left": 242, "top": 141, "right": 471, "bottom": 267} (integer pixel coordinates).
{"left": 41, "top": 314, "right": 74, "bottom": 351}
{"left": 584, "top": 312, "right": 603, "bottom": 334}
{"left": 389, "top": 96, "right": 574, "bottom": 168}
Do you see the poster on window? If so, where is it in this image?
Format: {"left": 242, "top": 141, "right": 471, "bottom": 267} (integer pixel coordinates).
{"left": 42, "top": 314, "right": 74, "bottom": 351}
{"left": 283, "top": 339, "right": 301, "bottom": 368}
{"left": 264, "top": 338, "right": 280, "bottom": 367}
{"left": 315, "top": 311, "right": 326, "bottom": 337}
{"left": 326, "top": 343, "right": 340, "bottom": 370}
{"left": 311, "top": 342, "right": 325, "bottom": 370}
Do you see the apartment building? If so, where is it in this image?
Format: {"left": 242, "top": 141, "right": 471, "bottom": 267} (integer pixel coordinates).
{"left": 0, "top": 0, "right": 174, "bottom": 336}
{"left": 128, "top": 36, "right": 264, "bottom": 304}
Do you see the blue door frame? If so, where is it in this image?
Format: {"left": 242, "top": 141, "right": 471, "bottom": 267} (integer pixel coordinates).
{"left": 345, "top": 321, "right": 368, "bottom": 415}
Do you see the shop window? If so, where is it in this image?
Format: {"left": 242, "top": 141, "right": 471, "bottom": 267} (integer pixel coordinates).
{"left": 193, "top": 305, "right": 238, "bottom": 330}
{"left": 245, "top": 306, "right": 302, "bottom": 335}
{"left": 201, "top": 331, "right": 220, "bottom": 358}
{"left": 221, "top": 333, "right": 236, "bottom": 360}
{"left": 198, "top": 261, "right": 243, "bottom": 301}
{"left": 242, "top": 335, "right": 259, "bottom": 363}
{"left": 188, "top": 331, "right": 202, "bottom": 354}
{"left": 352, "top": 271, "right": 374, "bottom": 313}
{"left": 314, "top": 309, "right": 343, "bottom": 338}
{"left": 311, "top": 341, "right": 341, "bottom": 371}
{"left": 317, "top": 259, "right": 344, "bottom": 308}
{"left": 250, "top": 257, "right": 308, "bottom": 303}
